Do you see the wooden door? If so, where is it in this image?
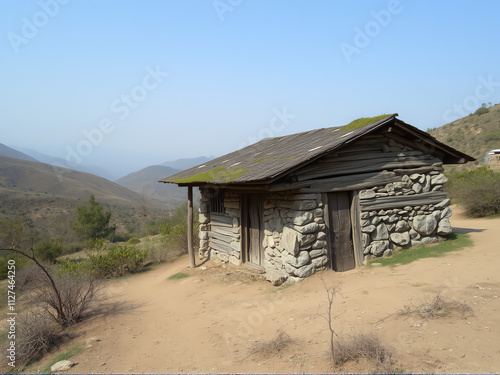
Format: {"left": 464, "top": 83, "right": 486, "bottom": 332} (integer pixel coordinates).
{"left": 328, "top": 192, "right": 355, "bottom": 272}
{"left": 245, "top": 194, "right": 265, "bottom": 267}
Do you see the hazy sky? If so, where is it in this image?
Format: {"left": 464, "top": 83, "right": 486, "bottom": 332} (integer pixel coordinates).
{"left": 1, "top": 0, "right": 500, "bottom": 177}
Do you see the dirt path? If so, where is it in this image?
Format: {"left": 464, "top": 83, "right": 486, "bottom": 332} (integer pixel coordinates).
{"left": 37, "top": 206, "right": 499, "bottom": 373}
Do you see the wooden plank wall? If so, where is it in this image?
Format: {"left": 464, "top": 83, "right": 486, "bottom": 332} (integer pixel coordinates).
{"left": 209, "top": 213, "right": 240, "bottom": 257}
{"left": 271, "top": 134, "right": 442, "bottom": 194}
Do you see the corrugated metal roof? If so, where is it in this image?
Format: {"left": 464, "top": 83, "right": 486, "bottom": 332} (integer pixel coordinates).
{"left": 159, "top": 114, "right": 474, "bottom": 185}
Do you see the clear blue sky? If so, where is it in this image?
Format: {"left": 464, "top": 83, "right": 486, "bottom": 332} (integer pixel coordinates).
{"left": 1, "top": 0, "right": 499, "bottom": 177}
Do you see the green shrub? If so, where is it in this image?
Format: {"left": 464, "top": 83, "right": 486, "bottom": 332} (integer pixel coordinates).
{"left": 58, "top": 259, "right": 90, "bottom": 274}
{"left": 0, "top": 253, "right": 30, "bottom": 279}
{"left": 145, "top": 219, "right": 169, "bottom": 236}
{"left": 474, "top": 106, "right": 489, "bottom": 116}
{"left": 484, "top": 129, "right": 500, "bottom": 142}
{"left": 108, "top": 232, "right": 133, "bottom": 243}
{"left": 447, "top": 167, "right": 500, "bottom": 217}
{"left": 88, "top": 245, "right": 148, "bottom": 277}
{"left": 127, "top": 237, "right": 140, "bottom": 245}
{"left": 63, "top": 242, "right": 84, "bottom": 255}
{"left": 161, "top": 223, "right": 189, "bottom": 255}
{"left": 34, "top": 240, "right": 64, "bottom": 263}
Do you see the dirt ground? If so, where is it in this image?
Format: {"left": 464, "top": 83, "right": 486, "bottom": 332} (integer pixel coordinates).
{"left": 33, "top": 206, "right": 500, "bottom": 373}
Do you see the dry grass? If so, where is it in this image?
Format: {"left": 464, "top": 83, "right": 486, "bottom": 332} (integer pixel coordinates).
{"left": 399, "top": 293, "right": 474, "bottom": 319}
{"left": 251, "top": 330, "right": 293, "bottom": 358}
{"left": 333, "top": 332, "right": 393, "bottom": 367}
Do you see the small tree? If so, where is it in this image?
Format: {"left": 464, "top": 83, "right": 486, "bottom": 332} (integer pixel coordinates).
{"left": 0, "top": 219, "right": 99, "bottom": 326}
{"left": 71, "top": 194, "right": 116, "bottom": 241}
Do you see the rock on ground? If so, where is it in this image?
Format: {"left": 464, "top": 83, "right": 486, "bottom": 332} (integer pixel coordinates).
{"left": 51, "top": 360, "right": 75, "bottom": 373}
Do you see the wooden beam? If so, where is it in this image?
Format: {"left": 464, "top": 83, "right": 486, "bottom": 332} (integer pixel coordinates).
{"left": 321, "top": 193, "right": 333, "bottom": 269}
{"left": 350, "top": 191, "right": 364, "bottom": 268}
{"left": 295, "top": 159, "right": 439, "bottom": 181}
{"left": 393, "top": 122, "right": 466, "bottom": 160}
{"left": 187, "top": 186, "right": 195, "bottom": 268}
{"left": 393, "top": 165, "right": 444, "bottom": 175}
{"left": 360, "top": 191, "right": 447, "bottom": 211}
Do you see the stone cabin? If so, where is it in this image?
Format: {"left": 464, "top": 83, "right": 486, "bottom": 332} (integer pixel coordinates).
{"left": 488, "top": 149, "right": 500, "bottom": 171}
{"left": 160, "top": 114, "right": 474, "bottom": 285}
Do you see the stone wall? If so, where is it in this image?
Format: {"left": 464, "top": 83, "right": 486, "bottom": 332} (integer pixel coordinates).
{"left": 262, "top": 193, "right": 328, "bottom": 285}
{"left": 359, "top": 170, "right": 452, "bottom": 262}
{"left": 198, "top": 191, "right": 210, "bottom": 259}
{"left": 488, "top": 152, "right": 500, "bottom": 172}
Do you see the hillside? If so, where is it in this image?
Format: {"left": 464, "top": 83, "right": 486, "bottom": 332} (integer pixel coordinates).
{"left": 116, "top": 165, "right": 192, "bottom": 205}
{"left": 13, "top": 146, "right": 116, "bottom": 180}
{"left": 428, "top": 103, "right": 500, "bottom": 170}
{"left": 0, "top": 156, "right": 172, "bottom": 241}
{"left": 0, "top": 143, "right": 38, "bottom": 162}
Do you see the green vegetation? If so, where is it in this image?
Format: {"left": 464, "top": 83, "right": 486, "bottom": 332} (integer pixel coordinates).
{"left": 168, "top": 272, "right": 190, "bottom": 280}
{"left": 42, "top": 343, "right": 83, "bottom": 374}
{"left": 254, "top": 157, "right": 272, "bottom": 163}
{"left": 34, "top": 240, "right": 64, "bottom": 263}
{"left": 70, "top": 194, "right": 116, "bottom": 241}
{"left": 173, "top": 166, "right": 251, "bottom": 183}
{"left": 428, "top": 103, "right": 500, "bottom": 171}
{"left": 341, "top": 114, "right": 391, "bottom": 132}
{"left": 446, "top": 167, "right": 500, "bottom": 217}
{"left": 127, "top": 237, "right": 140, "bottom": 244}
{"left": 88, "top": 245, "right": 148, "bottom": 278}
{"left": 474, "top": 106, "right": 490, "bottom": 116}
{"left": 483, "top": 129, "right": 500, "bottom": 142}
{"left": 173, "top": 166, "right": 226, "bottom": 183}
{"left": 288, "top": 155, "right": 299, "bottom": 160}
{"left": 369, "top": 233, "right": 473, "bottom": 267}
{"left": 219, "top": 167, "right": 251, "bottom": 182}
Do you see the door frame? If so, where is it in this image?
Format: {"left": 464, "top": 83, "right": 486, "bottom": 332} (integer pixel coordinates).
{"left": 241, "top": 193, "right": 265, "bottom": 270}
{"left": 323, "top": 191, "right": 363, "bottom": 271}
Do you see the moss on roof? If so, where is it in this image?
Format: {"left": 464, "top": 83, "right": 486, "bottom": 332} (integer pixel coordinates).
{"left": 172, "top": 166, "right": 251, "bottom": 184}
{"left": 219, "top": 167, "right": 251, "bottom": 182}
{"left": 342, "top": 114, "right": 390, "bottom": 132}
{"left": 254, "top": 157, "right": 272, "bottom": 163}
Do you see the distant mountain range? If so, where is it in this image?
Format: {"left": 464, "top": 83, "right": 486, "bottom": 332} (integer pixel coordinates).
{"left": 6, "top": 144, "right": 117, "bottom": 180}
{"left": 0, "top": 155, "right": 163, "bottom": 206}
{"left": 115, "top": 157, "right": 213, "bottom": 204}
{"left": 0, "top": 154, "right": 174, "bottom": 241}
{"left": 160, "top": 156, "right": 214, "bottom": 171}
{"left": 0, "top": 143, "right": 38, "bottom": 162}
{"left": 116, "top": 165, "right": 187, "bottom": 205}
{"left": 0, "top": 143, "right": 211, "bottom": 207}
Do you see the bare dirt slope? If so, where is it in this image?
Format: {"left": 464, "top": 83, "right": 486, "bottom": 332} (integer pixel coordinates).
{"left": 42, "top": 206, "right": 499, "bottom": 373}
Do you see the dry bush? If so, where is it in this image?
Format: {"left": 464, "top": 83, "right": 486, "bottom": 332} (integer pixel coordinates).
{"left": 15, "top": 309, "right": 58, "bottom": 366}
{"left": 333, "top": 332, "right": 393, "bottom": 367}
{"left": 251, "top": 330, "right": 293, "bottom": 358}
{"left": 399, "top": 293, "right": 473, "bottom": 319}
{"left": 147, "top": 244, "right": 174, "bottom": 264}
{"left": 23, "top": 265, "right": 103, "bottom": 326}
